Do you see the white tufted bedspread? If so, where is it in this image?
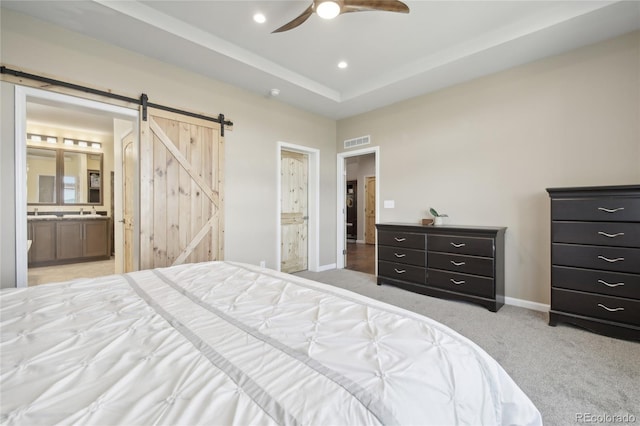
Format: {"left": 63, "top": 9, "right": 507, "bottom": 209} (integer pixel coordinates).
{"left": 1, "top": 261, "right": 542, "bottom": 425}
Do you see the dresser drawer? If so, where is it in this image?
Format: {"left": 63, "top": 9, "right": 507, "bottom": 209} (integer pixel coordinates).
{"left": 552, "top": 198, "right": 640, "bottom": 222}
{"left": 552, "top": 288, "right": 640, "bottom": 326}
{"left": 378, "top": 246, "right": 425, "bottom": 267}
{"left": 427, "top": 252, "right": 494, "bottom": 277}
{"left": 552, "top": 222, "right": 640, "bottom": 248}
{"left": 553, "top": 244, "right": 640, "bottom": 274}
{"left": 378, "top": 231, "right": 425, "bottom": 250}
{"left": 428, "top": 234, "right": 494, "bottom": 257}
{"left": 552, "top": 266, "right": 640, "bottom": 300}
{"left": 427, "top": 269, "right": 494, "bottom": 299}
{"left": 378, "top": 261, "right": 426, "bottom": 285}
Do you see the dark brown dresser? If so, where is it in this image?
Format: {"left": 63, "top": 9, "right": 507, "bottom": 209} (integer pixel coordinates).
{"left": 546, "top": 185, "right": 640, "bottom": 340}
{"left": 376, "top": 223, "right": 506, "bottom": 312}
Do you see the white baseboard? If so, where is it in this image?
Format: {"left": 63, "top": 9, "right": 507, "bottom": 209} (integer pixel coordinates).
{"left": 505, "top": 296, "right": 549, "bottom": 312}
{"left": 356, "top": 239, "right": 365, "bottom": 244}
{"left": 316, "top": 263, "right": 337, "bottom": 272}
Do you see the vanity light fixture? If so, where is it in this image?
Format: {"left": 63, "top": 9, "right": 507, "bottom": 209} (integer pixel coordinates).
{"left": 46, "top": 136, "right": 57, "bottom": 144}
{"left": 64, "top": 139, "right": 74, "bottom": 145}
{"left": 91, "top": 143, "right": 102, "bottom": 149}
{"left": 77, "top": 141, "right": 88, "bottom": 148}
{"left": 28, "top": 134, "right": 42, "bottom": 142}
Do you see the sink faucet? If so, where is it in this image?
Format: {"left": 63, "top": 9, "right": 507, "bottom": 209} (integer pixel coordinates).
{"left": 34, "top": 208, "right": 38, "bottom": 216}
{"left": 80, "top": 208, "right": 84, "bottom": 216}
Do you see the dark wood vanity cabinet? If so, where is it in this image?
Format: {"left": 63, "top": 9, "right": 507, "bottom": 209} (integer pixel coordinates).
{"left": 57, "top": 219, "right": 110, "bottom": 262}
{"left": 547, "top": 185, "right": 640, "bottom": 340}
{"left": 376, "top": 223, "right": 506, "bottom": 312}
{"left": 28, "top": 221, "right": 57, "bottom": 264}
{"left": 28, "top": 218, "right": 110, "bottom": 267}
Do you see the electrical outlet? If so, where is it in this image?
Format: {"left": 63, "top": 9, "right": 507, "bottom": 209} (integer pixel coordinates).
{"left": 259, "top": 260, "right": 266, "bottom": 268}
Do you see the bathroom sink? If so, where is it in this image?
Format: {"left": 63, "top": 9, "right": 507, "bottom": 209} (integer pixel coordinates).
{"left": 28, "top": 215, "right": 59, "bottom": 219}
{"left": 63, "top": 214, "right": 103, "bottom": 218}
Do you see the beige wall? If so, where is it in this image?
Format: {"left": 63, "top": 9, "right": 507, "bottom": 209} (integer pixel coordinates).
{"left": 338, "top": 31, "right": 640, "bottom": 305}
{"left": 0, "top": 9, "right": 337, "bottom": 287}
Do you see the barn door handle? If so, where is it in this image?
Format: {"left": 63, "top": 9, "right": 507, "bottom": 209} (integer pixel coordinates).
{"left": 598, "top": 256, "right": 624, "bottom": 263}
{"left": 451, "top": 261, "right": 466, "bottom": 266}
{"left": 598, "top": 231, "right": 624, "bottom": 238}
{"left": 450, "top": 242, "right": 466, "bottom": 248}
{"left": 597, "top": 304, "right": 624, "bottom": 312}
{"left": 597, "top": 207, "right": 624, "bottom": 213}
{"left": 597, "top": 279, "right": 624, "bottom": 288}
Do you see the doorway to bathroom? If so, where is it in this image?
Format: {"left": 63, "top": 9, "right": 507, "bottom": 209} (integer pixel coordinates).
{"left": 15, "top": 86, "right": 139, "bottom": 287}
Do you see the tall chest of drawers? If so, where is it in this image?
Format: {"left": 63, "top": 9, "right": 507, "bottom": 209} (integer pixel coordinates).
{"left": 376, "top": 223, "right": 506, "bottom": 312}
{"left": 547, "top": 185, "right": 640, "bottom": 340}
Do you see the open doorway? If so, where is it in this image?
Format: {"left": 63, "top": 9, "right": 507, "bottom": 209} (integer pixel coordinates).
{"left": 15, "top": 86, "right": 138, "bottom": 287}
{"left": 337, "top": 147, "right": 379, "bottom": 275}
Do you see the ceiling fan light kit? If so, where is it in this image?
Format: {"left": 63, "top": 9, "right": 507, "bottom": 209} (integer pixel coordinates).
{"left": 316, "top": 0, "right": 342, "bottom": 19}
{"left": 272, "top": 0, "right": 409, "bottom": 33}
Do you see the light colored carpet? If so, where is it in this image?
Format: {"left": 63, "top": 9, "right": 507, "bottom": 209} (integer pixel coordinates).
{"left": 295, "top": 268, "right": 639, "bottom": 426}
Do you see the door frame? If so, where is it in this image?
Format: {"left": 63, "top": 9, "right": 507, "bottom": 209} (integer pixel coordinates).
{"left": 14, "top": 85, "right": 139, "bottom": 288}
{"left": 336, "top": 146, "right": 379, "bottom": 270}
{"left": 277, "top": 142, "right": 319, "bottom": 272}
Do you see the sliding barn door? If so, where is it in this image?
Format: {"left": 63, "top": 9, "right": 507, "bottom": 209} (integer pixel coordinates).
{"left": 139, "top": 108, "right": 224, "bottom": 270}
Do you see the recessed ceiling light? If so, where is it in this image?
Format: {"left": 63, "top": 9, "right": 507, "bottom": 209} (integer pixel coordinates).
{"left": 253, "top": 13, "right": 266, "bottom": 24}
{"left": 338, "top": 61, "right": 348, "bottom": 69}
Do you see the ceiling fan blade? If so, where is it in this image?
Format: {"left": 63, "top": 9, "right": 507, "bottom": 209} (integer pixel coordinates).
{"left": 272, "top": 4, "right": 314, "bottom": 33}
{"left": 342, "top": 0, "right": 409, "bottom": 14}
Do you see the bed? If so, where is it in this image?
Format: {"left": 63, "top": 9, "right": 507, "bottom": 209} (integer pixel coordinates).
{"left": 1, "top": 261, "right": 541, "bottom": 425}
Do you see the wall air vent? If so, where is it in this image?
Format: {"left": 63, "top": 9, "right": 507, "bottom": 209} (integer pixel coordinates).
{"left": 344, "top": 135, "right": 371, "bottom": 149}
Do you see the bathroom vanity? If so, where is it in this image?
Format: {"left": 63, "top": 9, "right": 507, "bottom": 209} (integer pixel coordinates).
{"left": 28, "top": 215, "right": 110, "bottom": 267}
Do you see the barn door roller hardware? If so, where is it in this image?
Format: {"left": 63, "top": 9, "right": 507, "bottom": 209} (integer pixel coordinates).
{"left": 1, "top": 66, "right": 233, "bottom": 136}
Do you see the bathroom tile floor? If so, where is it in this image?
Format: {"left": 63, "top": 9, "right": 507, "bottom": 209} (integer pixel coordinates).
{"left": 28, "top": 257, "right": 116, "bottom": 286}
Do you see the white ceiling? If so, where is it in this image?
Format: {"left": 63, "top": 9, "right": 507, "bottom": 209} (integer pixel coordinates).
{"left": 3, "top": 1, "right": 640, "bottom": 120}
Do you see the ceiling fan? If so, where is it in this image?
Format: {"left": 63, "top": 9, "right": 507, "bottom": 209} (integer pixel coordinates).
{"left": 272, "top": 0, "right": 410, "bottom": 33}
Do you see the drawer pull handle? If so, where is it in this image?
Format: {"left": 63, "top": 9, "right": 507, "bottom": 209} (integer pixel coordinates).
{"left": 598, "top": 255, "right": 624, "bottom": 263}
{"left": 450, "top": 279, "right": 465, "bottom": 285}
{"left": 394, "top": 237, "right": 406, "bottom": 242}
{"left": 597, "top": 207, "right": 625, "bottom": 213}
{"left": 598, "top": 231, "right": 625, "bottom": 238}
{"left": 450, "top": 242, "right": 466, "bottom": 248}
{"left": 597, "top": 304, "right": 624, "bottom": 312}
{"left": 394, "top": 268, "right": 406, "bottom": 274}
{"left": 451, "top": 261, "right": 466, "bottom": 266}
{"left": 598, "top": 279, "right": 624, "bottom": 288}
{"left": 394, "top": 253, "right": 406, "bottom": 258}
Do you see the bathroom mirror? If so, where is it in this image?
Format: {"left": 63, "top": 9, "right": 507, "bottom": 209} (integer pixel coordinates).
{"left": 26, "top": 147, "right": 57, "bottom": 204}
{"left": 27, "top": 147, "right": 103, "bottom": 205}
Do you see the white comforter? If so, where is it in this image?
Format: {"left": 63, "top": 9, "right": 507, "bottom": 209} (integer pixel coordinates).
{"left": 1, "top": 261, "right": 541, "bottom": 425}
